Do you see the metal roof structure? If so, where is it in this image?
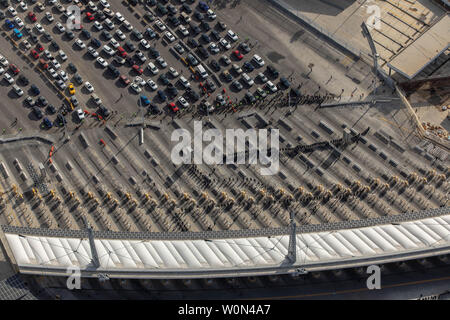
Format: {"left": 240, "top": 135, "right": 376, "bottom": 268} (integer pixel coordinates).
{"left": 387, "top": 14, "right": 450, "bottom": 79}
{"left": 2, "top": 208, "right": 450, "bottom": 279}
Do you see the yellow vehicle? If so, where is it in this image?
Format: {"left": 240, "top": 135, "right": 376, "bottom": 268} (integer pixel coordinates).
{"left": 68, "top": 83, "right": 75, "bottom": 95}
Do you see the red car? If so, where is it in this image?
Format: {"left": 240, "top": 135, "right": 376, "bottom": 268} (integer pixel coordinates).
{"left": 9, "top": 64, "right": 19, "bottom": 74}
{"left": 132, "top": 65, "right": 143, "bottom": 74}
{"left": 86, "top": 12, "right": 94, "bottom": 21}
{"left": 168, "top": 102, "right": 179, "bottom": 113}
{"left": 36, "top": 43, "right": 44, "bottom": 52}
{"left": 233, "top": 50, "right": 243, "bottom": 60}
{"left": 31, "top": 49, "right": 39, "bottom": 59}
{"left": 28, "top": 12, "right": 37, "bottom": 23}
{"left": 117, "top": 47, "right": 127, "bottom": 57}
{"left": 120, "top": 75, "right": 130, "bottom": 85}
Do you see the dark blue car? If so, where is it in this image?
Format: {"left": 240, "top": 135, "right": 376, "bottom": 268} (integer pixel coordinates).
{"left": 198, "top": 1, "right": 209, "bottom": 11}
{"left": 43, "top": 117, "right": 53, "bottom": 128}
{"left": 157, "top": 90, "right": 166, "bottom": 101}
{"left": 5, "top": 19, "right": 14, "bottom": 29}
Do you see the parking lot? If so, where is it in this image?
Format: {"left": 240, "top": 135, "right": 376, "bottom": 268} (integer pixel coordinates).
{"left": 0, "top": 0, "right": 448, "bottom": 234}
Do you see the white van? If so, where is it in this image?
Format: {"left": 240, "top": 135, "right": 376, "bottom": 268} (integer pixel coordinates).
{"left": 196, "top": 64, "right": 208, "bottom": 79}
{"left": 180, "top": 12, "right": 191, "bottom": 23}
{"left": 147, "top": 62, "right": 159, "bottom": 75}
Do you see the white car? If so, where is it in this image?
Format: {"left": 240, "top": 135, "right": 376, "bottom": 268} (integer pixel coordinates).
{"left": 219, "top": 38, "right": 231, "bottom": 50}
{"left": 104, "top": 18, "right": 115, "bottom": 30}
{"left": 123, "top": 20, "right": 133, "bottom": 31}
{"left": 209, "top": 43, "right": 219, "bottom": 54}
{"left": 178, "top": 25, "right": 189, "bottom": 36}
{"left": 50, "top": 58, "right": 61, "bottom": 69}
{"left": 14, "top": 17, "right": 24, "bottom": 28}
{"left": 76, "top": 108, "right": 85, "bottom": 120}
{"left": 13, "top": 85, "right": 23, "bottom": 96}
{"left": 59, "top": 50, "right": 67, "bottom": 61}
{"left": 59, "top": 70, "right": 68, "bottom": 82}
{"left": 94, "top": 21, "right": 103, "bottom": 31}
{"left": 56, "top": 3, "right": 65, "bottom": 13}
{"left": 19, "top": 1, "right": 28, "bottom": 11}
{"left": 168, "top": 67, "right": 179, "bottom": 78}
{"left": 0, "top": 67, "right": 4, "bottom": 74}
{"left": 178, "top": 96, "right": 189, "bottom": 108}
{"left": 156, "top": 56, "right": 167, "bottom": 68}
{"left": 147, "top": 79, "right": 157, "bottom": 90}
{"left": 0, "top": 55, "right": 9, "bottom": 67}
{"left": 115, "top": 30, "right": 126, "bottom": 40}
{"left": 266, "top": 81, "right": 277, "bottom": 93}
{"left": 155, "top": 20, "right": 166, "bottom": 31}
{"left": 47, "top": 0, "right": 57, "bottom": 5}
{"left": 8, "top": 7, "right": 17, "bottom": 17}
{"left": 55, "top": 22, "right": 65, "bottom": 33}
{"left": 56, "top": 79, "right": 66, "bottom": 90}
{"left": 100, "top": 0, "right": 110, "bottom": 8}
{"left": 130, "top": 83, "right": 141, "bottom": 93}
{"left": 48, "top": 68, "right": 58, "bottom": 79}
{"left": 45, "top": 12, "right": 54, "bottom": 22}
{"left": 179, "top": 76, "right": 190, "bottom": 89}
{"left": 164, "top": 31, "right": 175, "bottom": 43}
{"left": 115, "top": 12, "right": 125, "bottom": 23}
{"left": 227, "top": 29, "right": 238, "bottom": 42}
{"left": 4, "top": 73, "right": 14, "bottom": 84}
{"left": 147, "top": 63, "right": 159, "bottom": 75}
{"left": 140, "top": 39, "right": 151, "bottom": 50}
{"left": 87, "top": 46, "right": 99, "bottom": 57}
{"left": 206, "top": 9, "right": 216, "bottom": 20}
{"left": 44, "top": 50, "right": 52, "bottom": 59}
{"left": 252, "top": 54, "right": 265, "bottom": 67}
{"left": 109, "top": 38, "right": 120, "bottom": 49}
{"left": 134, "top": 76, "right": 145, "bottom": 87}
{"left": 102, "top": 45, "right": 114, "bottom": 56}
{"left": 135, "top": 51, "right": 147, "bottom": 63}
{"left": 88, "top": 1, "right": 98, "bottom": 12}
{"left": 35, "top": 23, "right": 44, "bottom": 33}
{"left": 84, "top": 82, "right": 94, "bottom": 92}
{"left": 75, "top": 38, "right": 85, "bottom": 49}
{"left": 96, "top": 57, "right": 108, "bottom": 68}
{"left": 37, "top": 2, "right": 45, "bottom": 11}
{"left": 22, "top": 40, "right": 31, "bottom": 50}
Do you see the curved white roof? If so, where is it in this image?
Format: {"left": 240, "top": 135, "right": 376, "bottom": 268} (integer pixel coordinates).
{"left": 3, "top": 213, "right": 450, "bottom": 279}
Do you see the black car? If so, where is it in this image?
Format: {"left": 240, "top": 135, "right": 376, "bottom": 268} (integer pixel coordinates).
{"left": 156, "top": 3, "right": 168, "bottom": 15}
{"left": 205, "top": 79, "right": 216, "bottom": 92}
{"left": 159, "top": 73, "right": 169, "bottom": 85}
{"left": 95, "top": 11, "right": 106, "bottom": 21}
{"left": 56, "top": 114, "right": 66, "bottom": 126}
{"left": 46, "top": 104, "right": 56, "bottom": 114}
{"left": 190, "top": 23, "right": 201, "bottom": 36}
{"left": 266, "top": 65, "right": 279, "bottom": 78}
{"left": 33, "top": 107, "right": 43, "bottom": 119}
{"left": 210, "top": 30, "right": 220, "bottom": 41}
{"left": 146, "top": 0, "right": 157, "bottom": 5}
{"left": 186, "top": 88, "right": 199, "bottom": 102}
{"left": 200, "top": 21, "right": 210, "bottom": 31}
{"left": 200, "top": 33, "right": 211, "bottom": 43}
{"left": 149, "top": 47, "right": 160, "bottom": 58}
{"left": 43, "top": 32, "right": 53, "bottom": 42}
{"left": 243, "top": 61, "right": 254, "bottom": 72}
{"left": 239, "top": 42, "right": 251, "bottom": 53}
{"left": 73, "top": 73, "right": 83, "bottom": 84}
{"left": 149, "top": 103, "right": 161, "bottom": 115}
{"left": 125, "top": 41, "right": 136, "bottom": 52}
{"left": 167, "top": 4, "right": 177, "bottom": 15}
{"left": 30, "top": 84, "right": 40, "bottom": 95}
{"left": 186, "top": 53, "right": 199, "bottom": 66}
{"left": 144, "top": 13, "right": 155, "bottom": 22}
{"left": 210, "top": 59, "right": 220, "bottom": 72}
{"left": 194, "top": 11, "right": 204, "bottom": 21}
{"left": 30, "top": 34, "right": 38, "bottom": 43}
{"left": 217, "top": 21, "right": 227, "bottom": 31}
{"left": 125, "top": 56, "right": 136, "bottom": 66}
{"left": 279, "top": 77, "right": 290, "bottom": 89}
{"left": 37, "top": 96, "right": 48, "bottom": 107}
{"left": 50, "top": 40, "right": 59, "bottom": 50}
{"left": 91, "top": 38, "right": 101, "bottom": 48}
{"left": 167, "top": 83, "right": 178, "bottom": 98}
{"left": 98, "top": 105, "right": 110, "bottom": 118}
{"left": 129, "top": 0, "right": 137, "bottom": 5}
{"left": 197, "top": 46, "right": 209, "bottom": 59}
{"left": 188, "top": 38, "right": 199, "bottom": 48}
{"left": 157, "top": 90, "right": 166, "bottom": 101}
{"left": 18, "top": 75, "right": 29, "bottom": 86}
{"left": 68, "top": 63, "right": 77, "bottom": 73}
{"left": 168, "top": 15, "right": 180, "bottom": 26}
{"left": 65, "top": 30, "right": 75, "bottom": 40}
{"left": 101, "top": 30, "right": 112, "bottom": 40}
{"left": 245, "top": 92, "right": 256, "bottom": 104}
{"left": 81, "top": 30, "right": 91, "bottom": 39}
{"left": 0, "top": 10, "right": 5, "bottom": 20}
{"left": 182, "top": 3, "right": 192, "bottom": 13}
